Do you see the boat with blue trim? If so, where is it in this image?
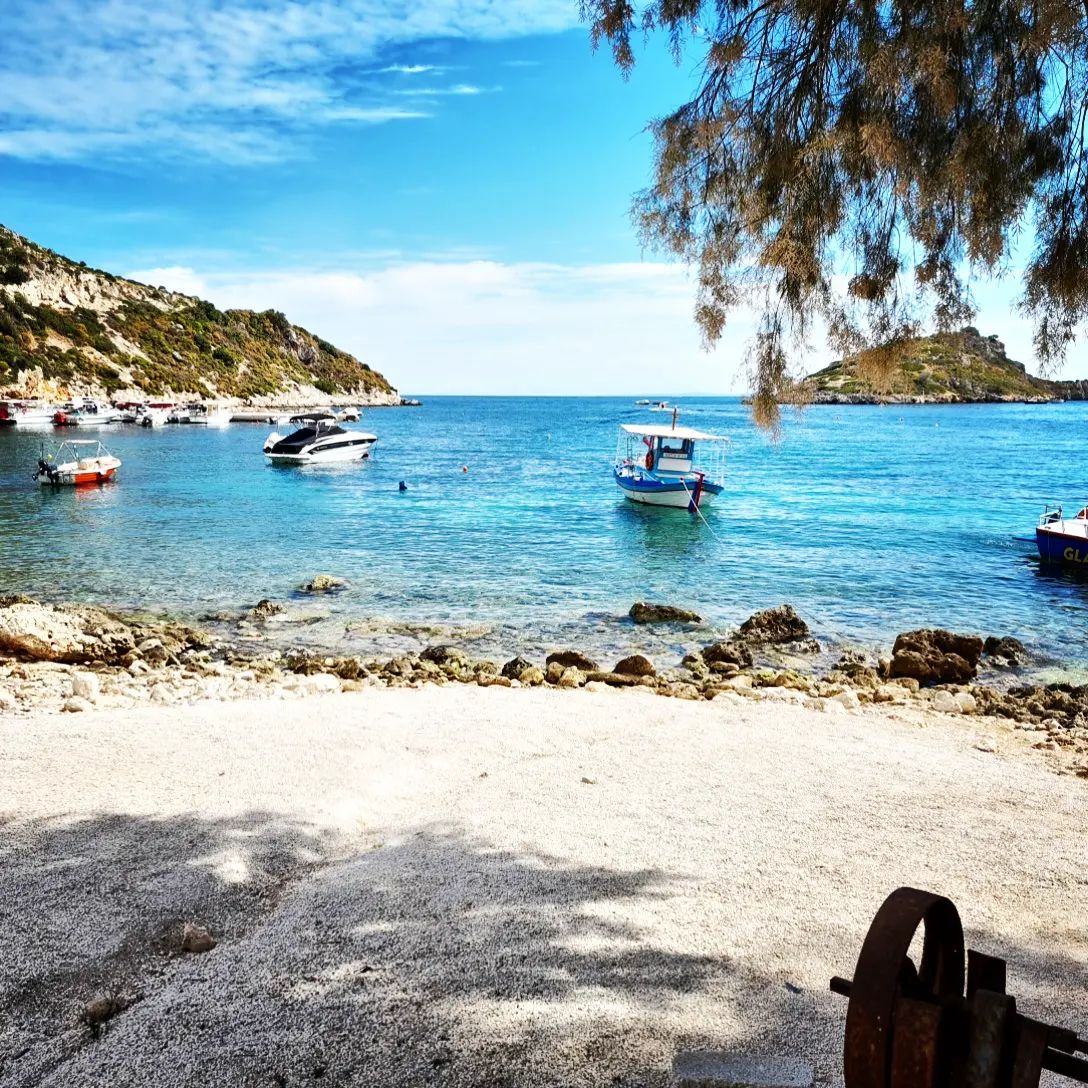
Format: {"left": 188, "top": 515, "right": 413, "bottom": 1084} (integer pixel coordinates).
{"left": 613, "top": 413, "right": 727, "bottom": 510}
{"left": 1036, "top": 505, "right": 1088, "bottom": 565}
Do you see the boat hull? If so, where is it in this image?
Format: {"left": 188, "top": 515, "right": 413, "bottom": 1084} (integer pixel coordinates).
{"left": 38, "top": 464, "right": 120, "bottom": 486}
{"left": 266, "top": 442, "right": 374, "bottom": 465}
{"left": 613, "top": 468, "right": 723, "bottom": 508}
{"left": 1036, "top": 524, "right": 1088, "bottom": 564}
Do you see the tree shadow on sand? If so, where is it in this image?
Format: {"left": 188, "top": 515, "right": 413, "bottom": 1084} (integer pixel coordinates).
{"left": 1, "top": 813, "right": 1083, "bottom": 1088}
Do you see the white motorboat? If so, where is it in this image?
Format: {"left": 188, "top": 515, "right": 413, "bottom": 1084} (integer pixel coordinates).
{"left": 263, "top": 414, "right": 377, "bottom": 464}
{"left": 0, "top": 400, "right": 64, "bottom": 427}
{"left": 35, "top": 439, "right": 121, "bottom": 486}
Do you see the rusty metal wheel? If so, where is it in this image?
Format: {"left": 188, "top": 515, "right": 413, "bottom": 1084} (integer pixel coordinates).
{"left": 844, "top": 887, "right": 966, "bottom": 1088}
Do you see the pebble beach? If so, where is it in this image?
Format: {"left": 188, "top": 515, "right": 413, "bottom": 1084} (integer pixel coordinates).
{"left": 2, "top": 682, "right": 1085, "bottom": 1087}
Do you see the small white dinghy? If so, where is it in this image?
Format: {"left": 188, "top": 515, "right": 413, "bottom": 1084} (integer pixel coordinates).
{"left": 36, "top": 439, "right": 121, "bottom": 487}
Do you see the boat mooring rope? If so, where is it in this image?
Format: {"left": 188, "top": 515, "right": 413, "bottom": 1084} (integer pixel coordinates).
{"left": 679, "top": 479, "right": 725, "bottom": 543}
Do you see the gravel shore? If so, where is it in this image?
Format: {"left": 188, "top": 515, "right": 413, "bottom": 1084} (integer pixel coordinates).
{"left": 1, "top": 686, "right": 1085, "bottom": 1087}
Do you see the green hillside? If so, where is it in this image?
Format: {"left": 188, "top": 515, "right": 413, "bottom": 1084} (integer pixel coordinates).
{"left": 0, "top": 225, "right": 396, "bottom": 402}
{"left": 798, "top": 327, "right": 1084, "bottom": 404}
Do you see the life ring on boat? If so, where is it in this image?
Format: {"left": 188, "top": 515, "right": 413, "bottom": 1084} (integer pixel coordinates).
{"left": 645, "top": 450, "right": 655, "bottom": 471}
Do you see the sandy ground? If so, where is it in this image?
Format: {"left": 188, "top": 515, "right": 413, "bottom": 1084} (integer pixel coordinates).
{"left": 1, "top": 687, "right": 1085, "bottom": 1088}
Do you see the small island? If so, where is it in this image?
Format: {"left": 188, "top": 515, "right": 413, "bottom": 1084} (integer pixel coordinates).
{"left": 793, "top": 326, "right": 1088, "bottom": 405}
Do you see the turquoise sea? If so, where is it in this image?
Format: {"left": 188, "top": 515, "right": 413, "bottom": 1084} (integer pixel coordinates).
{"left": 2, "top": 396, "right": 1087, "bottom": 669}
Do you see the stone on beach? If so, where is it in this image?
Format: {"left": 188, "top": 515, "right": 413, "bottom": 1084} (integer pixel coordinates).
{"left": 703, "top": 641, "right": 754, "bottom": 670}
{"left": 71, "top": 671, "right": 100, "bottom": 702}
{"left": 0, "top": 599, "right": 135, "bottom": 664}
{"left": 501, "top": 656, "right": 534, "bottom": 680}
{"left": 546, "top": 649, "right": 599, "bottom": 672}
{"left": 180, "top": 922, "right": 216, "bottom": 954}
{"left": 613, "top": 654, "right": 656, "bottom": 677}
{"left": 629, "top": 602, "right": 703, "bottom": 625}
{"left": 672, "top": 1052, "right": 814, "bottom": 1088}
{"left": 888, "top": 628, "right": 984, "bottom": 684}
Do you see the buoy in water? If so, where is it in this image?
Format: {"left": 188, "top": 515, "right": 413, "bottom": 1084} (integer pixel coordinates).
{"left": 461, "top": 465, "right": 469, "bottom": 473}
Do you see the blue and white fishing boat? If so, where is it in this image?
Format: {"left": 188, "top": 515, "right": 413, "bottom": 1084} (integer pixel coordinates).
{"left": 613, "top": 413, "right": 727, "bottom": 510}
{"left": 1036, "top": 505, "right": 1088, "bottom": 565}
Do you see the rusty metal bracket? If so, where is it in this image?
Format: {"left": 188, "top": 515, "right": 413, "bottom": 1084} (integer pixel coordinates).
{"left": 831, "top": 888, "right": 1087, "bottom": 1088}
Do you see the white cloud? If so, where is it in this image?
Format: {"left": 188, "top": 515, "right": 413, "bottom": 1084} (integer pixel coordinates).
{"left": 393, "top": 84, "right": 497, "bottom": 98}
{"left": 0, "top": 0, "right": 579, "bottom": 164}
{"left": 127, "top": 258, "right": 758, "bottom": 394}
{"left": 127, "top": 255, "right": 1071, "bottom": 392}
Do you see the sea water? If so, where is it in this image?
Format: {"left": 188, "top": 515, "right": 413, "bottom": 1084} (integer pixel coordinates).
{"left": 1, "top": 397, "right": 1086, "bottom": 668}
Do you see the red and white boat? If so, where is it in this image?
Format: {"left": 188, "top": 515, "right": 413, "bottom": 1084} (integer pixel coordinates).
{"left": 36, "top": 440, "right": 122, "bottom": 487}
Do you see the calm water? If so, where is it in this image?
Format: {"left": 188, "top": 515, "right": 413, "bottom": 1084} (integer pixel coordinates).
{"left": 2, "top": 397, "right": 1087, "bottom": 667}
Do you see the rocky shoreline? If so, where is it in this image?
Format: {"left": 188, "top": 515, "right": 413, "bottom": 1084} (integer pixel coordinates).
{"left": 2, "top": 596, "right": 1086, "bottom": 779}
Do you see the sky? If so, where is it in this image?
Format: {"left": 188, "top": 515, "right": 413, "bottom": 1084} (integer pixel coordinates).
{"left": 0, "top": 0, "right": 1069, "bottom": 394}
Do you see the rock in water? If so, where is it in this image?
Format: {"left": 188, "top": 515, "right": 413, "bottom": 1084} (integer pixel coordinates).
{"left": 298, "top": 574, "right": 346, "bottom": 594}
{"left": 983, "top": 635, "right": 1026, "bottom": 667}
{"left": 888, "top": 628, "right": 984, "bottom": 685}
{"left": 250, "top": 599, "right": 284, "bottom": 620}
{"left": 613, "top": 654, "right": 656, "bottom": 677}
{"left": 545, "top": 649, "right": 599, "bottom": 672}
{"left": 738, "top": 605, "right": 809, "bottom": 644}
{"left": 629, "top": 602, "right": 703, "bottom": 625}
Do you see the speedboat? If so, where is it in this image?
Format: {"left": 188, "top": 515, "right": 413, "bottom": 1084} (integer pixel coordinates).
{"left": 35, "top": 439, "right": 121, "bottom": 486}
{"left": 650, "top": 400, "right": 672, "bottom": 411}
{"left": 263, "top": 414, "right": 377, "bottom": 464}
{"left": 635, "top": 399, "right": 651, "bottom": 406}
{"left": 1036, "top": 505, "right": 1088, "bottom": 565}
{"left": 613, "top": 411, "right": 727, "bottom": 510}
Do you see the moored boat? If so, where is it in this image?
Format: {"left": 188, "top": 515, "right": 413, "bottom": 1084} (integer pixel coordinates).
{"left": 613, "top": 412, "right": 727, "bottom": 510}
{"left": 35, "top": 439, "right": 121, "bottom": 486}
{"left": 263, "top": 413, "right": 377, "bottom": 464}
{"left": 1035, "top": 505, "right": 1088, "bottom": 565}
{"left": 0, "top": 400, "right": 64, "bottom": 427}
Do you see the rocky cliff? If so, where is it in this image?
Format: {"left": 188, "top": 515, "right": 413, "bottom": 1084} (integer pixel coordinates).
{"left": 796, "top": 327, "right": 1088, "bottom": 404}
{"left": 0, "top": 225, "right": 397, "bottom": 404}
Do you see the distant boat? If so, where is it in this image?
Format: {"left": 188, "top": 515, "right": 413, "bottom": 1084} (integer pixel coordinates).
{"left": 613, "top": 410, "right": 727, "bottom": 510}
{"left": 35, "top": 439, "right": 121, "bottom": 486}
{"left": 650, "top": 400, "right": 672, "bottom": 411}
{"left": 634, "top": 399, "right": 651, "bottom": 406}
{"left": 0, "top": 400, "right": 63, "bottom": 427}
{"left": 263, "top": 413, "right": 377, "bottom": 464}
{"left": 1036, "top": 505, "right": 1088, "bottom": 565}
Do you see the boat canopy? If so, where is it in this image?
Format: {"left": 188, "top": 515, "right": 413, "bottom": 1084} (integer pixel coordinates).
{"left": 619, "top": 423, "right": 726, "bottom": 442}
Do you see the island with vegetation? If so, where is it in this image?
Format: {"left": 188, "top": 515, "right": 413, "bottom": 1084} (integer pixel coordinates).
{"left": 792, "top": 327, "right": 1088, "bottom": 406}
{"left": 0, "top": 224, "right": 397, "bottom": 405}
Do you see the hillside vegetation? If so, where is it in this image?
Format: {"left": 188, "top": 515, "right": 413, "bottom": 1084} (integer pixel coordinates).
{"left": 796, "top": 327, "right": 1086, "bottom": 404}
{"left": 0, "top": 225, "right": 396, "bottom": 403}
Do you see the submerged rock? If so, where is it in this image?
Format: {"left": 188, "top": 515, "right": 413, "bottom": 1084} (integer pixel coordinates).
{"left": 738, "top": 604, "right": 809, "bottom": 645}
{"left": 249, "top": 599, "right": 284, "bottom": 620}
{"left": 888, "top": 629, "right": 983, "bottom": 685}
{"left": 546, "top": 649, "right": 599, "bottom": 672}
{"left": 298, "top": 574, "right": 346, "bottom": 594}
{"left": 629, "top": 602, "right": 703, "bottom": 625}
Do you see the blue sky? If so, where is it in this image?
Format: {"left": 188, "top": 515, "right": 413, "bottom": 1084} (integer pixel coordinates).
{"left": 0, "top": 0, "right": 1064, "bottom": 393}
